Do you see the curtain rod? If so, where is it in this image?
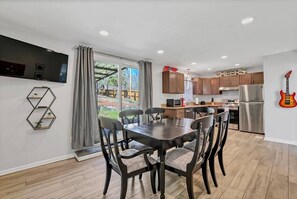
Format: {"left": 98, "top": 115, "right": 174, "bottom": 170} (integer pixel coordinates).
{"left": 74, "top": 46, "right": 139, "bottom": 63}
{"left": 93, "top": 50, "right": 139, "bottom": 63}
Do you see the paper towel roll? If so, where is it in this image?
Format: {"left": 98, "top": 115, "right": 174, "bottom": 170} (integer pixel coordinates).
{"left": 195, "top": 98, "right": 199, "bottom": 104}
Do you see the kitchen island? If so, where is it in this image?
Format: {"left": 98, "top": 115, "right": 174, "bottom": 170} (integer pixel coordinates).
{"left": 161, "top": 102, "right": 222, "bottom": 118}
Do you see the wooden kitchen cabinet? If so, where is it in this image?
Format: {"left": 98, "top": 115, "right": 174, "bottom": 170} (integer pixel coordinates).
{"left": 177, "top": 73, "right": 185, "bottom": 93}
{"left": 229, "top": 75, "right": 239, "bottom": 87}
{"left": 162, "top": 71, "right": 184, "bottom": 94}
{"left": 164, "top": 109, "right": 185, "bottom": 118}
{"left": 202, "top": 78, "right": 211, "bottom": 95}
{"left": 239, "top": 74, "right": 252, "bottom": 85}
{"left": 192, "top": 77, "right": 203, "bottom": 95}
{"left": 219, "top": 76, "right": 229, "bottom": 87}
{"left": 210, "top": 77, "right": 220, "bottom": 94}
{"left": 253, "top": 72, "right": 264, "bottom": 84}
{"left": 220, "top": 75, "right": 240, "bottom": 87}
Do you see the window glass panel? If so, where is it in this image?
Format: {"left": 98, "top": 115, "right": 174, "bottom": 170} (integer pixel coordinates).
{"left": 121, "top": 67, "right": 139, "bottom": 110}
{"left": 95, "top": 61, "right": 120, "bottom": 119}
{"left": 94, "top": 61, "right": 139, "bottom": 119}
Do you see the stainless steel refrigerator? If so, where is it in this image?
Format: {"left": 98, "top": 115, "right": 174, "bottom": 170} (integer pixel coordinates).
{"left": 239, "top": 84, "right": 264, "bottom": 134}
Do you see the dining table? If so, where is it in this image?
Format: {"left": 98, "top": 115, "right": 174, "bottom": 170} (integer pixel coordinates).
{"left": 124, "top": 117, "right": 196, "bottom": 199}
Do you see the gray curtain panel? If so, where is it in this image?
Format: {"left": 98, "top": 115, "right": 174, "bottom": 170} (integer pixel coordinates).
{"left": 72, "top": 46, "right": 100, "bottom": 149}
{"left": 139, "top": 61, "right": 153, "bottom": 121}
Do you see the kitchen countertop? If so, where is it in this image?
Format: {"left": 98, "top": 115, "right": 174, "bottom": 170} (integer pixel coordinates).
{"left": 161, "top": 103, "right": 223, "bottom": 110}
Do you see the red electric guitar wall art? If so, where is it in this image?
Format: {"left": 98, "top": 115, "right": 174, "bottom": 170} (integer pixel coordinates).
{"left": 279, "top": 70, "right": 297, "bottom": 108}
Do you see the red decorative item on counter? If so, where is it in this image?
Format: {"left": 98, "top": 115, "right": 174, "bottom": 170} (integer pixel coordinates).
{"left": 180, "top": 97, "right": 185, "bottom": 107}
{"left": 163, "top": 66, "right": 178, "bottom": 72}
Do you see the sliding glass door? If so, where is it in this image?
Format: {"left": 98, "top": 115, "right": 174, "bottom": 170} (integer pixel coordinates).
{"left": 94, "top": 59, "right": 139, "bottom": 119}
{"left": 121, "top": 67, "right": 139, "bottom": 110}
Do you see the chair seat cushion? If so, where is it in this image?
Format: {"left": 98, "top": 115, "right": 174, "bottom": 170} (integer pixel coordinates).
{"left": 129, "top": 140, "right": 152, "bottom": 151}
{"left": 120, "top": 149, "right": 156, "bottom": 173}
{"left": 165, "top": 148, "right": 194, "bottom": 172}
{"left": 183, "top": 140, "right": 196, "bottom": 151}
{"left": 183, "top": 135, "right": 209, "bottom": 152}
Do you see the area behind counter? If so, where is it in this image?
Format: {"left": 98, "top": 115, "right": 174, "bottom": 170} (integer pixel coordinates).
{"left": 161, "top": 103, "right": 222, "bottom": 118}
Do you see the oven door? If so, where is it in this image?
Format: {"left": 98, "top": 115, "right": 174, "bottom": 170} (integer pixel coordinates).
{"left": 218, "top": 107, "right": 239, "bottom": 130}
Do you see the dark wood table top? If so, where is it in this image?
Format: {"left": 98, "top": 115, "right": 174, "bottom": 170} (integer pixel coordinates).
{"left": 124, "top": 118, "right": 195, "bottom": 141}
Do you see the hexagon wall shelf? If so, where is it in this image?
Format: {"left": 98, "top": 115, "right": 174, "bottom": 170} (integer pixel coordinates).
{"left": 26, "top": 86, "right": 56, "bottom": 130}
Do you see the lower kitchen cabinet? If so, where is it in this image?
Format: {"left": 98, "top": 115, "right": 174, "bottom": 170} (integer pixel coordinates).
{"left": 164, "top": 109, "right": 185, "bottom": 118}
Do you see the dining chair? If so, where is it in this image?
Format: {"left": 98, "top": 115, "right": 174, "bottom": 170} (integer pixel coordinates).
{"left": 183, "top": 107, "right": 214, "bottom": 151}
{"left": 164, "top": 115, "right": 215, "bottom": 198}
{"left": 98, "top": 116, "right": 157, "bottom": 199}
{"left": 192, "top": 107, "right": 214, "bottom": 119}
{"left": 145, "top": 107, "right": 165, "bottom": 123}
{"left": 119, "top": 109, "right": 153, "bottom": 179}
{"left": 209, "top": 111, "right": 230, "bottom": 187}
{"left": 119, "top": 109, "right": 143, "bottom": 125}
{"left": 119, "top": 109, "right": 151, "bottom": 150}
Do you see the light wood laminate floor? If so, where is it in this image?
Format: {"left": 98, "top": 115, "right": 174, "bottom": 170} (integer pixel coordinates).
{"left": 1, "top": 130, "right": 297, "bottom": 199}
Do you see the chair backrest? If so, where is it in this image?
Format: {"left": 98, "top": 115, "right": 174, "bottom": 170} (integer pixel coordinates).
{"left": 145, "top": 108, "right": 165, "bottom": 123}
{"left": 192, "top": 107, "right": 214, "bottom": 119}
{"left": 188, "top": 115, "right": 215, "bottom": 169}
{"left": 213, "top": 111, "right": 230, "bottom": 156}
{"left": 119, "top": 109, "right": 143, "bottom": 124}
{"left": 98, "top": 116, "right": 125, "bottom": 171}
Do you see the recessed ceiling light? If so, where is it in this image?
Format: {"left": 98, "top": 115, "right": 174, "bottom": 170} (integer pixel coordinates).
{"left": 241, "top": 17, "right": 254, "bottom": 25}
{"left": 191, "top": 62, "right": 196, "bottom": 65}
{"left": 99, "top": 30, "right": 109, "bottom": 36}
{"left": 157, "top": 50, "right": 164, "bottom": 54}
{"left": 221, "top": 55, "right": 228, "bottom": 59}
{"left": 207, "top": 68, "right": 212, "bottom": 71}
{"left": 235, "top": 64, "right": 240, "bottom": 66}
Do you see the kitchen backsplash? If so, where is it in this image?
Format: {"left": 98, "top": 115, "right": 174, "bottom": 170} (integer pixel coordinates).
{"left": 194, "top": 90, "right": 239, "bottom": 102}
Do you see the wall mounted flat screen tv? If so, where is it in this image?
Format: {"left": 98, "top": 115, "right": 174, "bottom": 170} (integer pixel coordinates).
{"left": 0, "top": 35, "right": 68, "bottom": 83}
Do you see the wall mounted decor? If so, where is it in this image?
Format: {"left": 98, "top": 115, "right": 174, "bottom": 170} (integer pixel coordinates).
{"left": 279, "top": 70, "right": 297, "bottom": 108}
{"left": 26, "top": 86, "right": 56, "bottom": 130}
{"left": 215, "top": 68, "right": 247, "bottom": 77}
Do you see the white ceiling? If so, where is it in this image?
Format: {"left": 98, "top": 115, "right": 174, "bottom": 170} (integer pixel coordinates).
{"left": 1, "top": 0, "right": 297, "bottom": 73}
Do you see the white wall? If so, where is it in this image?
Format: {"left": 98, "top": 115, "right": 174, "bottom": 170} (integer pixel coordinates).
{"left": 263, "top": 50, "right": 297, "bottom": 145}
{"left": 0, "top": 28, "right": 75, "bottom": 175}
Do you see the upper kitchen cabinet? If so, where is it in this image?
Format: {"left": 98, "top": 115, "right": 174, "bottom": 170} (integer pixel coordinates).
{"left": 229, "top": 75, "right": 240, "bottom": 87}
{"left": 162, "top": 71, "right": 184, "bottom": 94}
{"left": 202, "top": 78, "right": 211, "bottom": 95}
{"left": 220, "top": 75, "right": 241, "bottom": 87}
{"left": 219, "top": 76, "right": 229, "bottom": 87}
{"left": 252, "top": 72, "right": 264, "bottom": 84}
{"left": 177, "top": 72, "right": 185, "bottom": 93}
{"left": 239, "top": 73, "right": 252, "bottom": 85}
{"left": 192, "top": 77, "right": 203, "bottom": 95}
{"left": 210, "top": 77, "right": 220, "bottom": 94}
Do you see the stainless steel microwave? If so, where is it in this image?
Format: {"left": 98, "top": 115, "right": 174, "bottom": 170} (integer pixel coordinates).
{"left": 166, "top": 99, "right": 181, "bottom": 107}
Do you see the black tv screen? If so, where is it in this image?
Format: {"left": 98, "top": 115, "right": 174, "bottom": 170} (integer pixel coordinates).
{"left": 0, "top": 35, "right": 68, "bottom": 83}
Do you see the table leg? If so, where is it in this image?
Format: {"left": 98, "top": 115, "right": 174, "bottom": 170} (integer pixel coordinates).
{"left": 159, "top": 148, "right": 166, "bottom": 199}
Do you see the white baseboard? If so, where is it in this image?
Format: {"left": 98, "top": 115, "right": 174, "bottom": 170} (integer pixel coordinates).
{"left": 0, "top": 154, "right": 74, "bottom": 176}
{"left": 74, "top": 151, "right": 102, "bottom": 162}
{"left": 264, "top": 137, "right": 297, "bottom": 146}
